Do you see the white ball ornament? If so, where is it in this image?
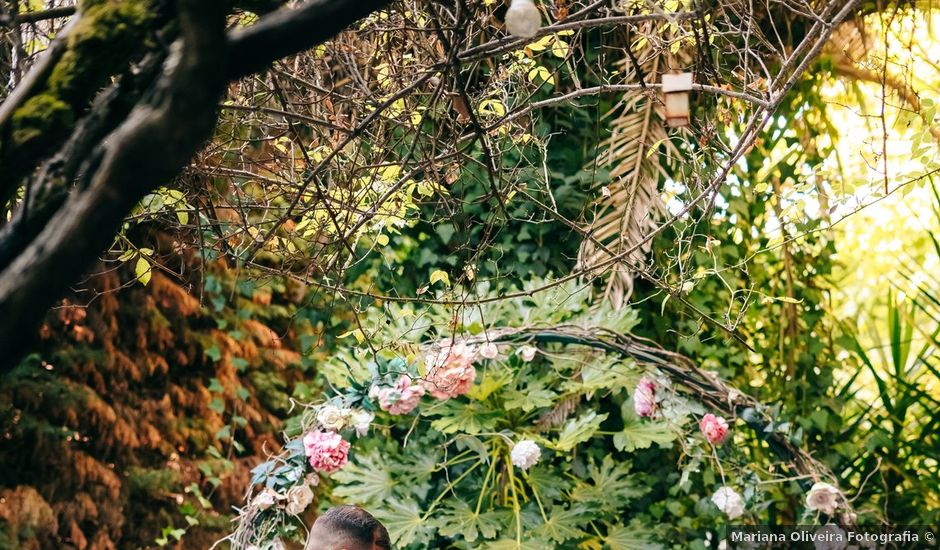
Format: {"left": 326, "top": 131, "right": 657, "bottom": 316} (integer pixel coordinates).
{"left": 505, "top": 0, "right": 542, "bottom": 38}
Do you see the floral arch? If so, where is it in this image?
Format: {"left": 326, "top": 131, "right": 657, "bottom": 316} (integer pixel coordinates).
{"left": 223, "top": 289, "right": 853, "bottom": 549}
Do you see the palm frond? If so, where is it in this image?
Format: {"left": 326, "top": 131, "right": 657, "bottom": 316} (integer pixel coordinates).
{"left": 577, "top": 34, "right": 683, "bottom": 309}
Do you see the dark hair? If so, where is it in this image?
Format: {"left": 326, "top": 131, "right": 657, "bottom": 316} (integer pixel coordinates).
{"left": 315, "top": 505, "right": 391, "bottom": 550}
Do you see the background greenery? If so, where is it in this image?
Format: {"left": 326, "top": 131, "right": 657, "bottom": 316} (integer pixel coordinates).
{"left": 1, "top": 2, "right": 939, "bottom": 549}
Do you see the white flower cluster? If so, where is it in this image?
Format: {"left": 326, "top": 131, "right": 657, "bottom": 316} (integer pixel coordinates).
{"left": 480, "top": 342, "right": 500, "bottom": 359}
{"left": 711, "top": 486, "right": 745, "bottom": 519}
{"left": 517, "top": 345, "right": 537, "bottom": 362}
{"left": 316, "top": 404, "right": 374, "bottom": 436}
{"left": 805, "top": 482, "right": 841, "bottom": 515}
{"left": 710, "top": 481, "right": 845, "bottom": 522}
{"left": 250, "top": 473, "right": 320, "bottom": 516}
{"left": 510, "top": 439, "right": 541, "bottom": 470}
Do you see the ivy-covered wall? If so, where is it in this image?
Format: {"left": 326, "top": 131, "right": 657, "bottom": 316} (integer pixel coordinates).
{"left": 0, "top": 232, "right": 326, "bottom": 549}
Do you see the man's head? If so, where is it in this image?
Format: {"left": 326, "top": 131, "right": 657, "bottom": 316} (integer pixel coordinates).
{"left": 305, "top": 505, "right": 391, "bottom": 550}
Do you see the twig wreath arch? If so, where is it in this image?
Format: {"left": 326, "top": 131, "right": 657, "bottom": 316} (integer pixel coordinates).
{"left": 224, "top": 321, "right": 854, "bottom": 549}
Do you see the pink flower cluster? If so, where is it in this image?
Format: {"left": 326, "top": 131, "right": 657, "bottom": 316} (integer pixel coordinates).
{"left": 303, "top": 430, "right": 350, "bottom": 474}
{"left": 422, "top": 339, "right": 478, "bottom": 399}
{"left": 633, "top": 378, "right": 658, "bottom": 418}
{"left": 699, "top": 413, "right": 729, "bottom": 445}
{"left": 378, "top": 376, "right": 426, "bottom": 415}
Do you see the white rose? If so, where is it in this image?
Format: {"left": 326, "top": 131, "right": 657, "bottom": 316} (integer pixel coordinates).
{"left": 305, "top": 472, "right": 320, "bottom": 487}
{"left": 510, "top": 439, "right": 541, "bottom": 470}
{"left": 480, "top": 342, "right": 499, "bottom": 359}
{"left": 805, "top": 482, "right": 841, "bottom": 515}
{"left": 711, "top": 486, "right": 745, "bottom": 519}
{"left": 505, "top": 0, "right": 541, "bottom": 38}
{"left": 351, "top": 409, "right": 375, "bottom": 436}
{"left": 251, "top": 488, "right": 278, "bottom": 510}
{"left": 518, "top": 346, "right": 537, "bottom": 362}
{"left": 316, "top": 404, "right": 348, "bottom": 431}
{"left": 284, "top": 483, "right": 314, "bottom": 515}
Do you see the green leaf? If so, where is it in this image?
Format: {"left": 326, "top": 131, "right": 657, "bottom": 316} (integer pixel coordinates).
{"left": 207, "top": 378, "right": 224, "bottom": 393}
{"left": 503, "top": 387, "right": 556, "bottom": 412}
{"left": 604, "top": 520, "right": 663, "bottom": 550}
{"left": 428, "top": 402, "right": 500, "bottom": 435}
{"left": 332, "top": 450, "right": 397, "bottom": 503}
{"left": 429, "top": 269, "right": 451, "bottom": 287}
{"left": 135, "top": 257, "right": 152, "bottom": 286}
{"left": 373, "top": 499, "right": 427, "bottom": 547}
{"left": 435, "top": 224, "right": 456, "bottom": 244}
{"left": 534, "top": 505, "right": 589, "bottom": 543}
{"left": 467, "top": 370, "right": 511, "bottom": 401}
{"left": 250, "top": 460, "right": 274, "bottom": 485}
{"left": 614, "top": 406, "right": 676, "bottom": 452}
{"left": 569, "top": 456, "right": 647, "bottom": 508}
{"left": 214, "top": 425, "right": 231, "bottom": 441}
{"left": 434, "top": 500, "right": 504, "bottom": 542}
{"left": 483, "top": 538, "right": 552, "bottom": 550}
{"left": 554, "top": 411, "right": 607, "bottom": 451}
{"left": 455, "top": 435, "right": 491, "bottom": 464}
{"left": 209, "top": 397, "right": 225, "bottom": 414}
{"left": 231, "top": 357, "right": 249, "bottom": 372}
{"left": 565, "top": 357, "right": 636, "bottom": 395}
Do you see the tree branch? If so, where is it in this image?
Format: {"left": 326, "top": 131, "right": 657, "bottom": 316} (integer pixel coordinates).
{"left": 0, "top": 0, "right": 227, "bottom": 364}
{"left": 225, "top": 0, "right": 392, "bottom": 81}
{"left": 0, "top": 6, "right": 76, "bottom": 27}
{"left": 0, "top": 0, "right": 399, "bottom": 372}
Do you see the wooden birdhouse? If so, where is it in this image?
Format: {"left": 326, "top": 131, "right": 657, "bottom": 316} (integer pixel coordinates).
{"left": 662, "top": 73, "right": 693, "bottom": 127}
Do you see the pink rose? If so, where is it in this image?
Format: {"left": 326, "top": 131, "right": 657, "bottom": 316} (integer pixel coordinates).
{"left": 633, "top": 378, "right": 658, "bottom": 418}
{"left": 699, "top": 413, "right": 729, "bottom": 445}
{"left": 303, "top": 430, "right": 350, "bottom": 474}
{"left": 423, "top": 339, "right": 478, "bottom": 399}
{"left": 378, "top": 376, "right": 426, "bottom": 415}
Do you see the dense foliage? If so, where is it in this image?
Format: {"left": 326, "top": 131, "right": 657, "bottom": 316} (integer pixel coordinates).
{"left": 1, "top": 1, "right": 939, "bottom": 549}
